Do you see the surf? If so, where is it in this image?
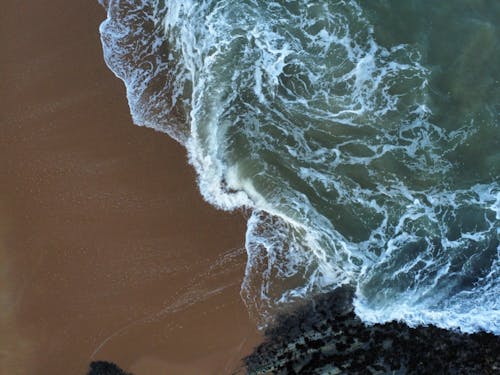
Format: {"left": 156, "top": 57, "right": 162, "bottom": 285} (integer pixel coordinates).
{"left": 99, "top": 0, "right": 500, "bottom": 334}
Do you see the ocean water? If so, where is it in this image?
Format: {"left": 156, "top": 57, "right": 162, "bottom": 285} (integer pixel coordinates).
{"left": 99, "top": 0, "right": 500, "bottom": 334}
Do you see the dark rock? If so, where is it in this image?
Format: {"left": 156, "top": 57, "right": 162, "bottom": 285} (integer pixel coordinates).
{"left": 87, "top": 361, "right": 133, "bottom": 375}
{"left": 245, "top": 286, "right": 500, "bottom": 374}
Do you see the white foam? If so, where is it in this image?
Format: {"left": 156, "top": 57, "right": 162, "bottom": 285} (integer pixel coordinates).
{"left": 99, "top": 0, "right": 190, "bottom": 143}
{"left": 99, "top": 0, "right": 500, "bottom": 334}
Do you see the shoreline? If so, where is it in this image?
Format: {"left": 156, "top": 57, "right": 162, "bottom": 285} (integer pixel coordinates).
{"left": 1, "top": 1, "right": 261, "bottom": 374}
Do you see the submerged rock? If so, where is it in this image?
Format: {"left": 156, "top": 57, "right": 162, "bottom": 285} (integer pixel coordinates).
{"left": 245, "top": 287, "right": 500, "bottom": 374}
{"left": 87, "top": 361, "right": 133, "bottom": 375}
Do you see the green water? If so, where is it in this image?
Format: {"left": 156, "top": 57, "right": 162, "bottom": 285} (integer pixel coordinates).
{"left": 363, "top": 0, "right": 500, "bottom": 184}
{"left": 100, "top": 0, "right": 500, "bottom": 332}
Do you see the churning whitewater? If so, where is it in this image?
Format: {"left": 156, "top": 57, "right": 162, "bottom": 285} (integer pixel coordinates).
{"left": 99, "top": 0, "right": 500, "bottom": 334}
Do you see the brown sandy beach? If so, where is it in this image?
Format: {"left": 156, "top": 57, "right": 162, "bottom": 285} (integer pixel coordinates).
{"left": 0, "top": 1, "right": 261, "bottom": 374}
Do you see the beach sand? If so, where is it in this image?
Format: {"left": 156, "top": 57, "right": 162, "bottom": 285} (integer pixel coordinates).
{"left": 0, "top": 1, "right": 261, "bottom": 374}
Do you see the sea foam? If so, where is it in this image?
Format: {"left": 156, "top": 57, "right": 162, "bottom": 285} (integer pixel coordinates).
{"left": 99, "top": 0, "right": 500, "bottom": 334}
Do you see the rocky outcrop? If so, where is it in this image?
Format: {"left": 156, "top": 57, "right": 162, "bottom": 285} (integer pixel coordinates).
{"left": 245, "top": 287, "right": 500, "bottom": 374}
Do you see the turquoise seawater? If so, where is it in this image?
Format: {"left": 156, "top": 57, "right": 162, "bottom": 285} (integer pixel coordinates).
{"left": 100, "top": 0, "right": 500, "bottom": 333}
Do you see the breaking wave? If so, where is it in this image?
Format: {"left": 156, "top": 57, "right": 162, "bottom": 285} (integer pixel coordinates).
{"left": 99, "top": 0, "right": 500, "bottom": 334}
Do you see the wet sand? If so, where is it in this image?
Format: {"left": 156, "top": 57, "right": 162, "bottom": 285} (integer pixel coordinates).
{"left": 0, "top": 1, "right": 261, "bottom": 374}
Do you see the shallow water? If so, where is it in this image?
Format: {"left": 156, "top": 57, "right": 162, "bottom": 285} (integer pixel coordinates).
{"left": 100, "top": 0, "right": 500, "bottom": 334}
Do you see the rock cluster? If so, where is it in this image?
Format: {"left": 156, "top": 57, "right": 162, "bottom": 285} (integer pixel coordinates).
{"left": 245, "top": 287, "right": 500, "bottom": 374}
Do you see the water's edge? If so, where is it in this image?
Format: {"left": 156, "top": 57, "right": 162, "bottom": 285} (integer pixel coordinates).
{"left": 98, "top": 0, "right": 500, "bottom": 335}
